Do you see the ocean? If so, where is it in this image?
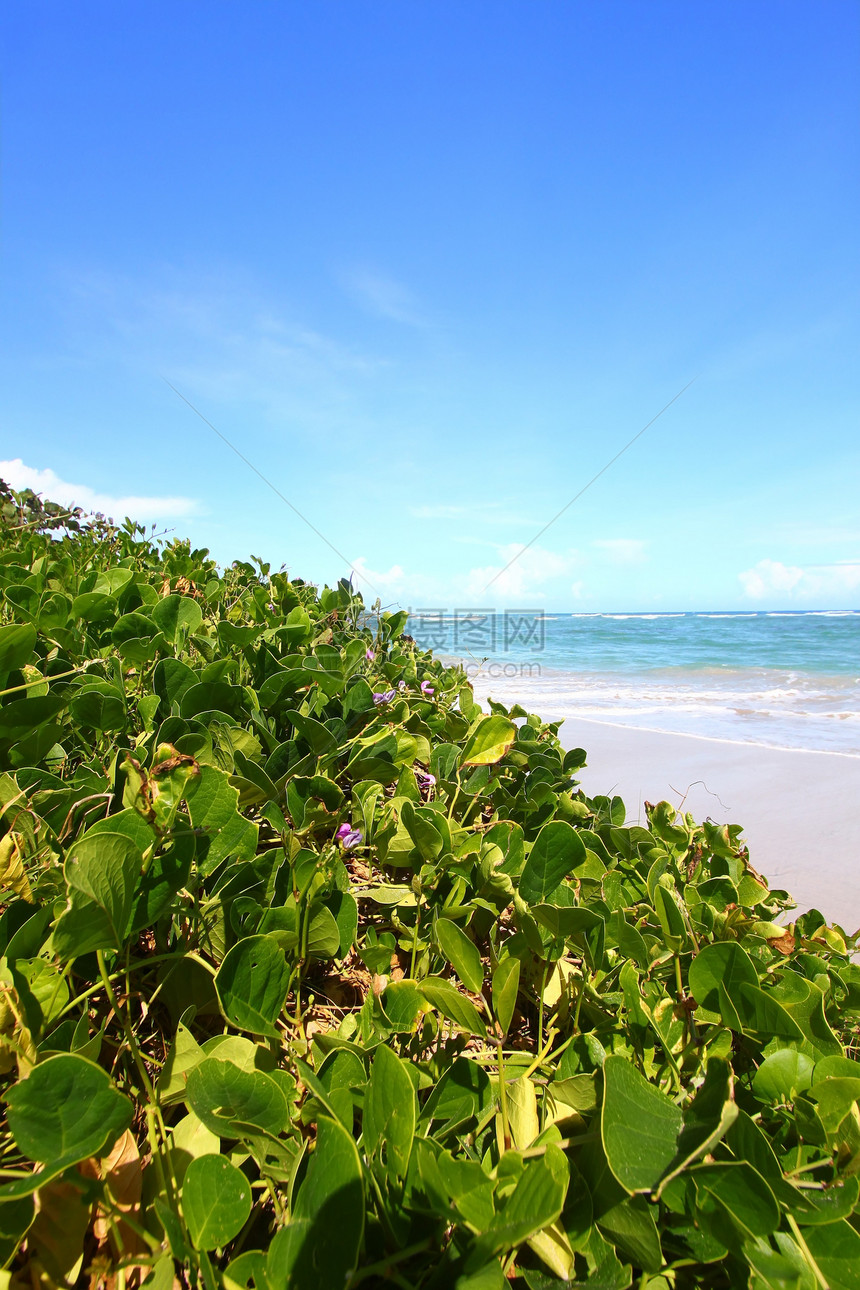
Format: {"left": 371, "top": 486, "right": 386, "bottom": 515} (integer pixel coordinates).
{"left": 406, "top": 611, "right": 860, "bottom": 756}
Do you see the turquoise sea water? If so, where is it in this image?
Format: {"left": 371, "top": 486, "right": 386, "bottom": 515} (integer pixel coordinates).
{"left": 406, "top": 611, "right": 860, "bottom": 754}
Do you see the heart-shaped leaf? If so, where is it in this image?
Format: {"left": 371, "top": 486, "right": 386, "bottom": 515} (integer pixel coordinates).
{"left": 519, "top": 822, "right": 587, "bottom": 904}
{"left": 53, "top": 832, "right": 142, "bottom": 958}
{"left": 460, "top": 715, "right": 516, "bottom": 767}
{"left": 1, "top": 1056, "right": 132, "bottom": 1197}
{"left": 215, "top": 935, "right": 290, "bottom": 1037}
{"left": 182, "top": 1154, "right": 251, "bottom": 1250}
{"left": 601, "top": 1055, "right": 682, "bottom": 1193}
{"left": 185, "top": 1058, "right": 289, "bottom": 1138}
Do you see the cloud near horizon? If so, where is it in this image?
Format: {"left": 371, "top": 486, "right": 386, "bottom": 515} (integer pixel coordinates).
{"left": 739, "top": 557, "right": 860, "bottom": 602}
{"left": 350, "top": 542, "right": 581, "bottom": 608}
{"left": 0, "top": 459, "right": 199, "bottom": 522}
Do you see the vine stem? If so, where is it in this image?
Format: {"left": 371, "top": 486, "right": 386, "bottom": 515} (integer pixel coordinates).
{"left": 408, "top": 907, "right": 422, "bottom": 979}
{"left": 496, "top": 1040, "right": 512, "bottom": 1152}
{"left": 786, "top": 1214, "right": 830, "bottom": 1289}
{"left": 96, "top": 950, "right": 185, "bottom": 1229}
{"left": 347, "top": 1240, "right": 432, "bottom": 1287}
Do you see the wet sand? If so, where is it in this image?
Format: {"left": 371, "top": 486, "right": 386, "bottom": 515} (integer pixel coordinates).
{"left": 556, "top": 717, "right": 860, "bottom": 931}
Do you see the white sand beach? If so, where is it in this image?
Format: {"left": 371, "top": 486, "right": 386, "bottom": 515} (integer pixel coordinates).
{"left": 556, "top": 718, "right": 860, "bottom": 931}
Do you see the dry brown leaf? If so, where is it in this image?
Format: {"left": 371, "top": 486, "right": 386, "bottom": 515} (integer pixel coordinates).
{"left": 767, "top": 931, "right": 796, "bottom": 956}
{"left": 29, "top": 1174, "right": 93, "bottom": 1284}
{"left": 93, "top": 1129, "right": 147, "bottom": 1284}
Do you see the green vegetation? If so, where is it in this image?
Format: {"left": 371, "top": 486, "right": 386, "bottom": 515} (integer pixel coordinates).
{"left": 0, "top": 478, "right": 859, "bottom": 1290}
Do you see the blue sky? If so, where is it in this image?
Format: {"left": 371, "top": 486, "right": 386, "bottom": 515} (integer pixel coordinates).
{"left": 2, "top": 0, "right": 858, "bottom": 611}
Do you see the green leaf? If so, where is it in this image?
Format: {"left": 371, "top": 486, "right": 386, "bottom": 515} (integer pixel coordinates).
{"left": 766, "top": 972, "right": 842, "bottom": 1059}
{"left": 692, "top": 1162, "right": 780, "bottom": 1239}
{"left": 601, "top": 1055, "right": 682, "bottom": 1193}
{"left": 492, "top": 957, "right": 520, "bottom": 1037}
{"left": 1, "top": 1055, "right": 132, "bottom": 1198}
{"left": 596, "top": 1195, "right": 662, "bottom": 1274}
{"left": 182, "top": 1154, "right": 251, "bottom": 1251}
{"left": 803, "top": 1219, "right": 860, "bottom": 1289}
{"left": 808, "top": 1076, "right": 860, "bottom": 1135}
{"left": 69, "top": 685, "right": 127, "bottom": 731}
{"left": 0, "top": 624, "right": 36, "bottom": 675}
{"left": 267, "top": 1116, "right": 364, "bottom": 1290}
{"left": 656, "top": 1058, "right": 738, "bottom": 1198}
{"left": 380, "top": 979, "right": 425, "bottom": 1032}
{"left": 284, "top": 709, "right": 338, "bottom": 755}
{"left": 180, "top": 681, "right": 246, "bottom": 720}
{"left": 158, "top": 1022, "right": 206, "bottom": 1104}
{"left": 436, "top": 917, "right": 484, "bottom": 994}
{"left": 71, "top": 592, "right": 116, "bottom": 623}
{"left": 186, "top": 765, "right": 259, "bottom": 875}
{"left": 401, "top": 800, "right": 445, "bottom": 860}
{"left": 152, "top": 594, "right": 204, "bottom": 645}
{"left": 653, "top": 881, "right": 687, "bottom": 952}
{"left": 421, "top": 976, "right": 487, "bottom": 1037}
{"left": 153, "top": 658, "right": 198, "bottom": 711}
{"left": 460, "top": 715, "right": 517, "bottom": 767}
{"left": 305, "top": 905, "right": 341, "bottom": 960}
{"left": 468, "top": 1145, "right": 568, "bottom": 1267}
{"left": 792, "top": 1174, "right": 860, "bottom": 1226}
{"left": 752, "top": 1048, "right": 815, "bottom": 1103}
{"left": 215, "top": 935, "right": 290, "bottom": 1037}
{"left": 0, "top": 696, "right": 67, "bottom": 736}
{"left": 327, "top": 891, "right": 358, "bottom": 959}
{"left": 53, "top": 831, "right": 142, "bottom": 958}
{"left": 363, "top": 1044, "right": 416, "bottom": 1181}
{"left": 688, "top": 941, "right": 758, "bottom": 1014}
{"left": 185, "top": 1058, "right": 289, "bottom": 1138}
{"left": 111, "top": 611, "right": 159, "bottom": 646}
{"left": 519, "top": 822, "right": 588, "bottom": 904}
{"left": 734, "top": 983, "right": 804, "bottom": 1041}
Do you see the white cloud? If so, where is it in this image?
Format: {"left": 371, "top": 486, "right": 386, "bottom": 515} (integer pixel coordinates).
{"left": 349, "top": 542, "right": 581, "bottom": 607}
{"left": 0, "top": 459, "right": 198, "bottom": 522}
{"left": 57, "top": 267, "right": 387, "bottom": 434}
{"left": 739, "top": 557, "right": 860, "bottom": 602}
{"left": 591, "top": 538, "right": 648, "bottom": 564}
{"left": 340, "top": 267, "right": 425, "bottom": 326}
{"left": 349, "top": 557, "right": 452, "bottom": 604}
{"left": 464, "top": 543, "right": 580, "bottom": 601}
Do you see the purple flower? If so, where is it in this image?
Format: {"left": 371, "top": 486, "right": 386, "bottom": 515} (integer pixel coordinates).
{"left": 420, "top": 681, "right": 435, "bottom": 696}
{"left": 373, "top": 689, "right": 396, "bottom": 705}
{"left": 415, "top": 769, "right": 436, "bottom": 786}
{"left": 336, "top": 823, "right": 363, "bottom": 849}
{"left": 397, "top": 680, "right": 406, "bottom": 690}
{"left": 366, "top": 648, "right": 375, "bottom": 661}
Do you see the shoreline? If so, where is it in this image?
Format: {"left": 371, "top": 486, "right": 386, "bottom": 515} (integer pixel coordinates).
{"left": 546, "top": 712, "right": 860, "bottom": 760}
{"left": 548, "top": 716, "right": 860, "bottom": 931}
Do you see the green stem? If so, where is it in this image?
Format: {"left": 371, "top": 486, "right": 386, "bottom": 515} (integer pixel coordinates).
{"left": 447, "top": 769, "right": 462, "bottom": 822}
{"left": 497, "top": 1042, "right": 512, "bottom": 1152}
{"left": 347, "top": 1240, "right": 432, "bottom": 1288}
{"left": 537, "top": 962, "right": 548, "bottom": 1050}
{"left": 409, "top": 906, "right": 422, "bottom": 979}
{"left": 787, "top": 1213, "right": 830, "bottom": 1289}
{"left": 0, "top": 663, "right": 93, "bottom": 699}
{"left": 519, "top": 1131, "right": 598, "bottom": 1159}
{"left": 96, "top": 950, "right": 185, "bottom": 1232}
{"left": 573, "top": 972, "right": 586, "bottom": 1034}
{"left": 96, "top": 951, "right": 157, "bottom": 1105}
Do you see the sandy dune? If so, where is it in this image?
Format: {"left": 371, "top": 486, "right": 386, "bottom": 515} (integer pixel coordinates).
{"left": 554, "top": 717, "right": 860, "bottom": 932}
